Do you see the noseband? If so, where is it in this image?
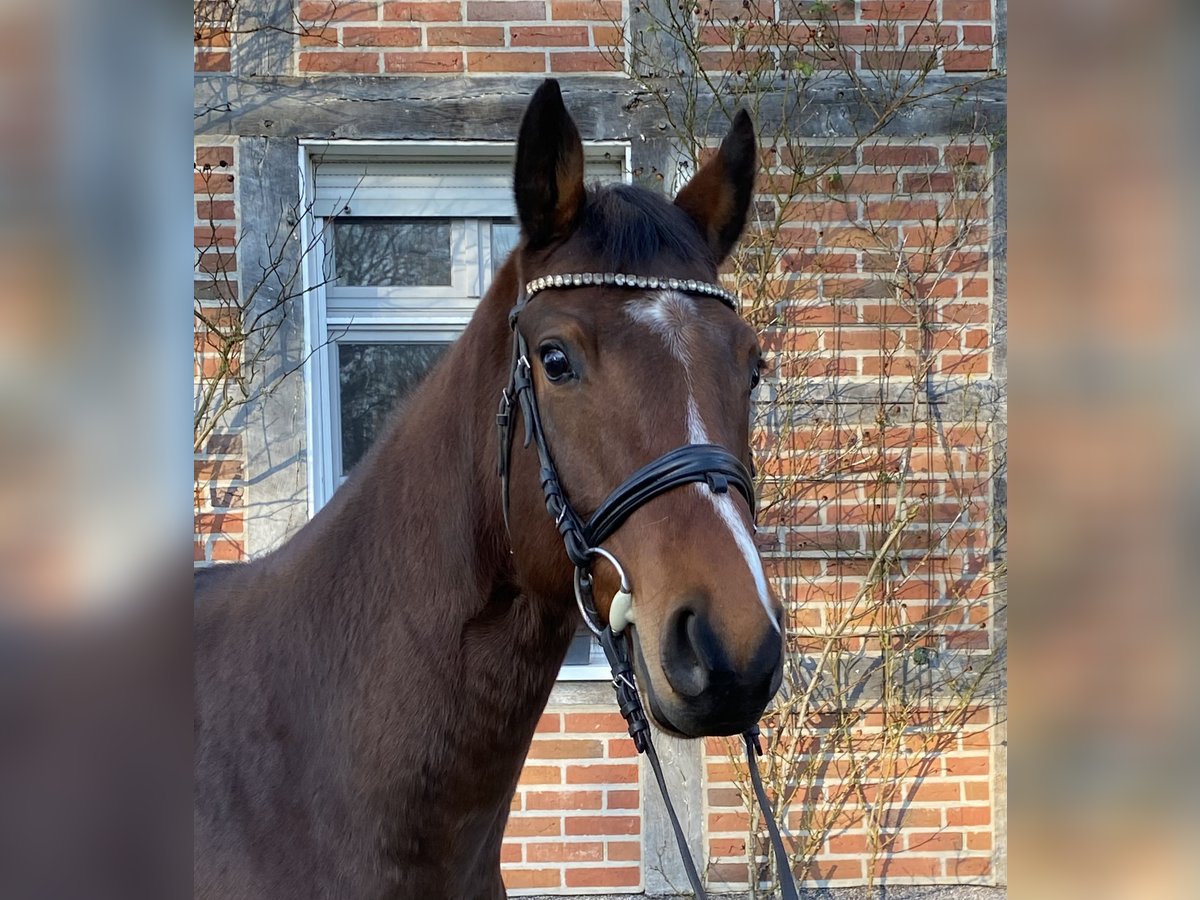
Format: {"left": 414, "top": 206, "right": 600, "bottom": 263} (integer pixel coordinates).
{"left": 496, "top": 271, "right": 798, "bottom": 900}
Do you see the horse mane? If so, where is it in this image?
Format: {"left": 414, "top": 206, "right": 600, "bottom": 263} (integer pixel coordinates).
{"left": 580, "top": 183, "right": 714, "bottom": 271}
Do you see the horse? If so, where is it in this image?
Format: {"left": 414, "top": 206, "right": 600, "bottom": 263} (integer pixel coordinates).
{"left": 194, "top": 79, "right": 786, "bottom": 899}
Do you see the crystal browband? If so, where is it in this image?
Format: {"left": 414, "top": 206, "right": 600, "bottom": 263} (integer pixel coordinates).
{"left": 524, "top": 272, "right": 739, "bottom": 312}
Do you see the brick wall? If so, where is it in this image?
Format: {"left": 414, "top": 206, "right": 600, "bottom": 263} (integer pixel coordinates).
{"left": 194, "top": 1, "right": 1004, "bottom": 893}
{"left": 697, "top": 130, "right": 1000, "bottom": 889}
{"left": 194, "top": 140, "right": 246, "bottom": 565}
{"left": 296, "top": 0, "right": 625, "bottom": 75}
{"left": 503, "top": 711, "right": 643, "bottom": 894}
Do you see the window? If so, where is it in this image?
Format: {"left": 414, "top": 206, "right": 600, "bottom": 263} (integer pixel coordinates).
{"left": 301, "top": 143, "right": 628, "bottom": 679}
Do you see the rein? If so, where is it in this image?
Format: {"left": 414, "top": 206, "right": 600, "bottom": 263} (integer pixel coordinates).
{"left": 497, "top": 273, "right": 799, "bottom": 899}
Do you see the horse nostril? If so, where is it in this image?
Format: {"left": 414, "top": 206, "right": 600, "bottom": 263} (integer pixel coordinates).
{"left": 661, "top": 607, "right": 709, "bottom": 699}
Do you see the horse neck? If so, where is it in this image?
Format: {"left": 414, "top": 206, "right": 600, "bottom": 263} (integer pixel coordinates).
{"left": 277, "top": 257, "right": 573, "bottom": 774}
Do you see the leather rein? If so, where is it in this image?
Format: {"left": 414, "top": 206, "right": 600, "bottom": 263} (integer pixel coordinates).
{"left": 496, "top": 271, "right": 798, "bottom": 899}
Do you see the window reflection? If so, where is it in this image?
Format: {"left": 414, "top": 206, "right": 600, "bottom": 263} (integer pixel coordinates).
{"left": 337, "top": 342, "right": 450, "bottom": 474}
{"left": 333, "top": 218, "right": 452, "bottom": 287}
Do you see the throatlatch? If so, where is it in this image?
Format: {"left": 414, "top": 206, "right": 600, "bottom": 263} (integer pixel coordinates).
{"left": 498, "top": 273, "right": 799, "bottom": 899}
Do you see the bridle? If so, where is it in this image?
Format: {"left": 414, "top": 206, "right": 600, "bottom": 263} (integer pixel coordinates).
{"left": 497, "top": 271, "right": 799, "bottom": 899}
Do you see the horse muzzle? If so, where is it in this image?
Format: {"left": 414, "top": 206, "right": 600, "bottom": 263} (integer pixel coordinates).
{"left": 632, "top": 607, "right": 783, "bottom": 738}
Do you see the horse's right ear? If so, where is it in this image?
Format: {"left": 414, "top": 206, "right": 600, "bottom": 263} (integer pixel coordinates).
{"left": 514, "top": 80, "right": 586, "bottom": 249}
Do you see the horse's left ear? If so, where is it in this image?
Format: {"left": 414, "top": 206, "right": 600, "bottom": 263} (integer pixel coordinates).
{"left": 514, "top": 79, "right": 586, "bottom": 249}
{"left": 673, "top": 110, "right": 757, "bottom": 264}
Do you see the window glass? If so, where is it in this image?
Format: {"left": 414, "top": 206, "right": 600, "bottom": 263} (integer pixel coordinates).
{"left": 490, "top": 222, "right": 521, "bottom": 276}
{"left": 333, "top": 218, "right": 452, "bottom": 287}
{"left": 337, "top": 342, "right": 450, "bottom": 474}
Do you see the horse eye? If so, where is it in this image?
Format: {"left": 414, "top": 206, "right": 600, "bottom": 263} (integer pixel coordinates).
{"left": 539, "top": 346, "right": 574, "bottom": 383}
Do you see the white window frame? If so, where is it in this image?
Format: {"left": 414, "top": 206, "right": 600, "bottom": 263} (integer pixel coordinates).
{"left": 298, "top": 140, "right": 631, "bottom": 681}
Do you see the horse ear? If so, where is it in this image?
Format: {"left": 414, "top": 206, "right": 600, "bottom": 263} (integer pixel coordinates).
{"left": 673, "top": 110, "right": 757, "bottom": 264}
{"left": 514, "top": 80, "right": 586, "bottom": 249}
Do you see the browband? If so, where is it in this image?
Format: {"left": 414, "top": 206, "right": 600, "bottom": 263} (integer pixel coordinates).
{"left": 524, "top": 272, "right": 739, "bottom": 312}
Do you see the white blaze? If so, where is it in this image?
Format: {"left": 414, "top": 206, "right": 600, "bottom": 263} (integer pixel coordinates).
{"left": 627, "top": 292, "right": 779, "bottom": 633}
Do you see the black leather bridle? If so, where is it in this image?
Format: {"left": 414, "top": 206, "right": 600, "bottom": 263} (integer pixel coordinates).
{"left": 497, "top": 271, "right": 798, "bottom": 899}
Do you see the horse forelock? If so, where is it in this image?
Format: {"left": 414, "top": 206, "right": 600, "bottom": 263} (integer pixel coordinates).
{"left": 580, "top": 183, "right": 714, "bottom": 272}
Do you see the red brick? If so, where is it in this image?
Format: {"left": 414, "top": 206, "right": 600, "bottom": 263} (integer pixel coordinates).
{"left": 907, "top": 830, "right": 963, "bottom": 852}
{"left": 501, "top": 868, "right": 560, "bottom": 889}
{"left": 860, "top": 49, "right": 933, "bottom": 71}
{"left": 195, "top": 512, "right": 244, "bottom": 535}
{"left": 298, "top": 51, "right": 381, "bottom": 73}
{"left": 195, "top": 225, "right": 236, "bottom": 248}
{"left": 299, "top": 1, "right": 380, "bottom": 22}
{"left": 608, "top": 839, "right": 640, "bottom": 860}
{"left": 606, "top": 789, "right": 639, "bottom": 809}
{"left": 907, "top": 781, "right": 961, "bottom": 806}
{"left": 563, "top": 712, "right": 625, "bottom": 732}
{"left": 468, "top": 51, "right": 545, "bottom": 72}
{"left": 551, "top": 0, "right": 621, "bottom": 19}
{"left": 383, "top": 1, "right": 462, "bottom": 21}
{"left": 709, "top": 836, "right": 747, "bottom": 857}
{"left": 905, "top": 23, "right": 955, "bottom": 45}
{"left": 384, "top": 51, "right": 463, "bottom": 72}
{"left": 427, "top": 26, "right": 504, "bottom": 45}
{"left": 943, "top": 1, "right": 991, "bottom": 20}
{"left": 606, "top": 738, "right": 637, "bottom": 758}
{"left": 551, "top": 50, "right": 620, "bottom": 71}
{"left": 967, "top": 831, "right": 993, "bottom": 850}
{"left": 194, "top": 147, "right": 233, "bottom": 168}
{"left": 195, "top": 458, "right": 243, "bottom": 483}
{"left": 504, "top": 815, "right": 560, "bottom": 837}
{"left": 535, "top": 713, "right": 561, "bottom": 733}
{"left": 963, "top": 25, "right": 994, "bottom": 44}
{"left": 943, "top": 754, "right": 989, "bottom": 776}
{"left": 866, "top": 200, "right": 939, "bottom": 221}
{"left": 939, "top": 303, "right": 988, "bottom": 325}
{"left": 500, "top": 842, "right": 521, "bottom": 863}
{"left": 204, "top": 433, "right": 242, "bottom": 455}
{"left": 527, "top": 840, "right": 603, "bottom": 862}
{"left": 829, "top": 24, "right": 899, "bottom": 45}
{"left": 210, "top": 539, "right": 243, "bottom": 562}
{"left": 516, "top": 765, "right": 561, "bottom": 784}
{"left": 194, "top": 29, "right": 231, "bottom": 48}
{"left": 874, "top": 857, "right": 940, "bottom": 878}
{"left": 804, "top": 858, "right": 864, "bottom": 881}
{"left": 197, "top": 249, "right": 237, "bottom": 275}
{"left": 341, "top": 26, "right": 422, "bottom": 47}
{"left": 947, "top": 144, "right": 990, "bottom": 166}
{"left": 196, "top": 200, "right": 235, "bottom": 222}
{"left": 860, "top": 1, "right": 938, "bottom": 20}
{"left": 467, "top": 1, "right": 548, "bottom": 22}
{"left": 299, "top": 27, "right": 340, "bottom": 46}
{"left": 194, "top": 50, "right": 231, "bottom": 72}
{"left": 939, "top": 352, "right": 989, "bottom": 376}
{"left": 524, "top": 789, "right": 602, "bottom": 810}
{"left": 947, "top": 806, "right": 992, "bottom": 826}
{"left": 965, "top": 781, "right": 990, "bottom": 801}
{"left": 526, "top": 738, "right": 603, "bottom": 759}
{"left": 565, "top": 865, "right": 641, "bottom": 888}
{"left": 512, "top": 25, "right": 589, "bottom": 45}
{"left": 949, "top": 857, "right": 992, "bottom": 877}
{"left": 882, "top": 806, "right": 941, "bottom": 828}
{"left": 903, "top": 171, "right": 956, "bottom": 193}
{"left": 566, "top": 764, "right": 638, "bottom": 784}
{"left": 828, "top": 833, "right": 870, "bottom": 854}
{"left": 194, "top": 172, "right": 235, "bottom": 194}
{"left": 945, "top": 49, "right": 993, "bottom": 72}
{"left": 593, "top": 25, "right": 622, "bottom": 46}
{"left": 563, "top": 815, "right": 640, "bottom": 835}
{"left": 863, "top": 145, "right": 939, "bottom": 166}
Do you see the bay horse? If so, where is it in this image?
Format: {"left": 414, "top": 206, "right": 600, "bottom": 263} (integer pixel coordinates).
{"left": 195, "top": 80, "right": 785, "bottom": 899}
